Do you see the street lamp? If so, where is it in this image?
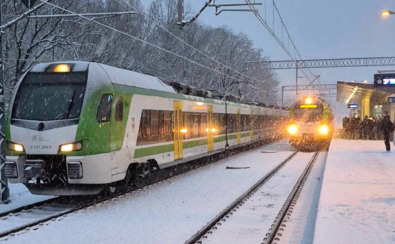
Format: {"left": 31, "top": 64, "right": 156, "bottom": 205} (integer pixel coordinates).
{"left": 382, "top": 10, "right": 395, "bottom": 18}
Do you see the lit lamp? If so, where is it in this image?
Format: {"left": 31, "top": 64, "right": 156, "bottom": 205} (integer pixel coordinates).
{"left": 382, "top": 10, "right": 395, "bottom": 18}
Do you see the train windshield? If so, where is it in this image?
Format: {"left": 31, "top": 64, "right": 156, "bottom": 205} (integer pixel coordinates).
{"left": 294, "top": 104, "right": 323, "bottom": 122}
{"left": 12, "top": 72, "right": 87, "bottom": 121}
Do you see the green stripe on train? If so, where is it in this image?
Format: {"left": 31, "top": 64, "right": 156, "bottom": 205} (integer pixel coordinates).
{"left": 134, "top": 144, "right": 174, "bottom": 158}
{"left": 134, "top": 131, "right": 258, "bottom": 158}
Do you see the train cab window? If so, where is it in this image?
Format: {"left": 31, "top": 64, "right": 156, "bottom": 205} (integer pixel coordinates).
{"left": 96, "top": 94, "right": 113, "bottom": 123}
{"left": 12, "top": 72, "right": 87, "bottom": 121}
{"left": 115, "top": 97, "right": 123, "bottom": 121}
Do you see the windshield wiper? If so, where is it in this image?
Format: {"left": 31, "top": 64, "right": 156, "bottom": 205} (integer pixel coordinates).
{"left": 55, "top": 90, "right": 76, "bottom": 120}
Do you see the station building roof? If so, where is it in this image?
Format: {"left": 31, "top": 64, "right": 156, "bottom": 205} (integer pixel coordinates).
{"left": 337, "top": 81, "right": 395, "bottom": 105}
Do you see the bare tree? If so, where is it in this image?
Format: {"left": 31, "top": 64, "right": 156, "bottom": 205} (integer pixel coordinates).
{"left": 3, "top": 0, "right": 279, "bottom": 105}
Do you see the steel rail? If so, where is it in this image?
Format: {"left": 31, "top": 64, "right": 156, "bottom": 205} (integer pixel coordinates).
{"left": 185, "top": 151, "right": 299, "bottom": 244}
{"left": 0, "top": 140, "right": 271, "bottom": 239}
{"left": 263, "top": 151, "right": 321, "bottom": 244}
{"left": 0, "top": 197, "right": 59, "bottom": 218}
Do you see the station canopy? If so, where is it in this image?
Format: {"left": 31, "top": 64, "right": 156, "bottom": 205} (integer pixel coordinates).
{"left": 337, "top": 81, "right": 395, "bottom": 105}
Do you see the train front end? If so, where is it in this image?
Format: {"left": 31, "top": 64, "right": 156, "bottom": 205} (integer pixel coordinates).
{"left": 287, "top": 97, "right": 332, "bottom": 150}
{"left": 3, "top": 62, "right": 108, "bottom": 195}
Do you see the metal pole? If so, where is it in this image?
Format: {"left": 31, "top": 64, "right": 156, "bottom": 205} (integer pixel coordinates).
{"left": 295, "top": 62, "right": 298, "bottom": 96}
{"left": 0, "top": 0, "right": 10, "bottom": 204}
{"left": 281, "top": 86, "right": 284, "bottom": 108}
{"left": 178, "top": 0, "right": 184, "bottom": 26}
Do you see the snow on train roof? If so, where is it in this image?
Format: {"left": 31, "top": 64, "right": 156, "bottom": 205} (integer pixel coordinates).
{"left": 30, "top": 61, "right": 90, "bottom": 72}
{"left": 30, "top": 62, "right": 176, "bottom": 93}
{"left": 98, "top": 64, "right": 176, "bottom": 93}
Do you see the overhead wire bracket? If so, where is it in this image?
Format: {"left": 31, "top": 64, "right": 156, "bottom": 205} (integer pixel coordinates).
{"left": 177, "top": 0, "right": 262, "bottom": 28}
{"left": 209, "top": 1, "right": 262, "bottom": 16}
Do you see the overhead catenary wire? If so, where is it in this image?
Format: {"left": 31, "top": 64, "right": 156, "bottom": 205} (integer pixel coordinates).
{"left": 113, "top": 0, "right": 261, "bottom": 84}
{"left": 0, "top": 0, "right": 52, "bottom": 30}
{"left": 42, "top": 1, "right": 263, "bottom": 89}
{"left": 244, "top": 0, "right": 317, "bottom": 84}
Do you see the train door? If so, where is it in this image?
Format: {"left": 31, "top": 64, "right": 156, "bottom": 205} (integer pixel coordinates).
{"left": 237, "top": 108, "right": 241, "bottom": 144}
{"left": 207, "top": 105, "right": 214, "bottom": 152}
{"left": 173, "top": 101, "right": 183, "bottom": 160}
{"left": 110, "top": 96, "right": 125, "bottom": 151}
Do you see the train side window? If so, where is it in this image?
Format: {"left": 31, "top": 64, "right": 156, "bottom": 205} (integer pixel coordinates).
{"left": 115, "top": 97, "right": 123, "bottom": 121}
{"left": 96, "top": 94, "right": 113, "bottom": 123}
{"left": 192, "top": 113, "right": 200, "bottom": 138}
{"left": 228, "top": 114, "right": 236, "bottom": 133}
{"left": 218, "top": 114, "right": 225, "bottom": 134}
{"left": 183, "top": 112, "right": 192, "bottom": 139}
{"left": 164, "top": 111, "right": 173, "bottom": 141}
{"left": 241, "top": 115, "right": 247, "bottom": 131}
{"left": 200, "top": 113, "right": 207, "bottom": 137}
{"left": 151, "top": 110, "right": 159, "bottom": 138}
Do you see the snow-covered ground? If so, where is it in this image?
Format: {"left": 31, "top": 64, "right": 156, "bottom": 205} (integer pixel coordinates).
{"left": 276, "top": 151, "right": 328, "bottom": 244}
{"left": 314, "top": 139, "right": 395, "bottom": 244}
{"left": 1, "top": 141, "right": 295, "bottom": 243}
{"left": 0, "top": 184, "right": 53, "bottom": 214}
{"left": 5, "top": 139, "right": 391, "bottom": 244}
{"left": 202, "top": 152, "right": 315, "bottom": 244}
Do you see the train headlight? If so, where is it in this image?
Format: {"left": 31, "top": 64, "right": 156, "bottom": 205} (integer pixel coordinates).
{"left": 54, "top": 64, "right": 71, "bottom": 73}
{"left": 59, "top": 141, "right": 82, "bottom": 152}
{"left": 319, "top": 125, "right": 329, "bottom": 135}
{"left": 305, "top": 97, "right": 313, "bottom": 104}
{"left": 7, "top": 142, "right": 25, "bottom": 152}
{"left": 287, "top": 125, "right": 298, "bottom": 135}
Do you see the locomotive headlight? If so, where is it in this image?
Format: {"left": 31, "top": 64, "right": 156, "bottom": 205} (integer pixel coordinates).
{"left": 319, "top": 125, "right": 329, "bottom": 135}
{"left": 305, "top": 97, "right": 313, "bottom": 104}
{"left": 59, "top": 141, "right": 82, "bottom": 152}
{"left": 287, "top": 125, "right": 298, "bottom": 135}
{"left": 54, "top": 64, "right": 71, "bottom": 73}
{"left": 7, "top": 142, "right": 25, "bottom": 152}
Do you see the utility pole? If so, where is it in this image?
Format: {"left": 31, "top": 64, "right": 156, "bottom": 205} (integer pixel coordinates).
{"left": 178, "top": 0, "right": 184, "bottom": 25}
{"left": 295, "top": 61, "right": 299, "bottom": 96}
{"left": 0, "top": 0, "right": 10, "bottom": 204}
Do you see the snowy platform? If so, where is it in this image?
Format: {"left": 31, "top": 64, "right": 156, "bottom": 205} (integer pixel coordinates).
{"left": 1, "top": 184, "right": 54, "bottom": 214}
{"left": 314, "top": 139, "right": 395, "bottom": 244}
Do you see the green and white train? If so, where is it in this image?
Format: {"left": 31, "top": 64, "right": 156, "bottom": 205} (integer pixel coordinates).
{"left": 4, "top": 62, "right": 288, "bottom": 195}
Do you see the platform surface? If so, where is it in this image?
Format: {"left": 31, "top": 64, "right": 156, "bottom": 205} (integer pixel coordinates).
{"left": 314, "top": 139, "right": 395, "bottom": 244}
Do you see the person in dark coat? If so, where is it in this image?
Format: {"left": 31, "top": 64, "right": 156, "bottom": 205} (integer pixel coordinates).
{"left": 368, "top": 116, "right": 376, "bottom": 140}
{"left": 376, "top": 116, "right": 382, "bottom": 140}
{"left": 362, "top": 116, "right": 369, "bottom": 139}
{"left": 381, "top": 115, "right": 394, "bottom": 151}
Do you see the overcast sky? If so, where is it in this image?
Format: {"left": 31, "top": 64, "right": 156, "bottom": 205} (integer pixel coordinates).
{"left": 142, "top": 0, "right": 395, "bottom": 114}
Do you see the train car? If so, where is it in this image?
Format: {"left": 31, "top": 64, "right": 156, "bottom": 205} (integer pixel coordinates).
{"left": 287, "top": 97, "right": 333, "bottom": 150}
{"left": 4, "top": 61, "right": 288, "bottom": 195}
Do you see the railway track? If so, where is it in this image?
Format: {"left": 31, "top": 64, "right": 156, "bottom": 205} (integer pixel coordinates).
{"left": 185, "top": 150, "right": 321, "bottom": 244}
{"left": 0, "top": 140, "right": 271, "bottom": 241}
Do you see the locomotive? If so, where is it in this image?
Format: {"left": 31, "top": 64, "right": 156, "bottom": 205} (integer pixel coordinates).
{"left": 4, "top": 62, "right": 288, "bottom": 195}
{"left": 287, "top": 96, "right": 333, "bottom": 150}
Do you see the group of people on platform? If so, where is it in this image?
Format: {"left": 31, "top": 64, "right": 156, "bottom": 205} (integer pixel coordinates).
{"left": 342, "top": 114, "right": 395, "bottom": 151}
